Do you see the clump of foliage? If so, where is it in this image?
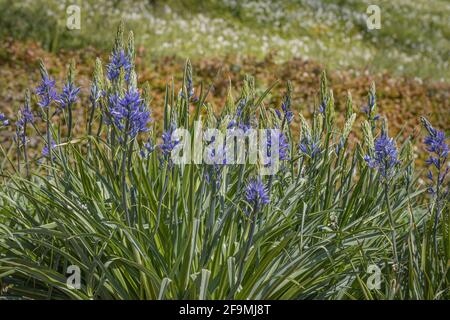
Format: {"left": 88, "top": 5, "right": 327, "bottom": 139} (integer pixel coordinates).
{"left": 0, "top": 24, "right": 448, "bottom": 300}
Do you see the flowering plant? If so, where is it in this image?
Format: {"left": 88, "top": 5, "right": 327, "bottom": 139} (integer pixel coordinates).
{"left": 0, "top": 24, "right": 448, "bottom": 300}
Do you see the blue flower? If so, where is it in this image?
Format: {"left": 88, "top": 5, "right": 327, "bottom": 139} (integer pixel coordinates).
{"left": 15, "top": 102, "right": 34, "bottom": 144}
{"left": 206, "top": 142, "right": 227, "bottom": 165}
{"left": 107, "top": 89, "right": 151, "bottom": 139}
{"left": 42, "top": 138, "right": 56, "bottom": 158}
{"left": 245, "top": 178, "right": 270, "bottom": 211}
{"left": 144, "top": 140, "right": 155, "bottom": 153}
{"left": 180, "top": 77, "right": 195, "bottom": 100}
{"left": 58, "top": 81, "right": 80, "bottom": 109}
{"left": 424, "top": 130, "right": 448, "bottom": 170}
{"left": 35, "top": 74, "right": 57, "bottom": 108}
{"left": 187, "top": 77, "right": 194, "bottom": 98}
{"left": 121, "top": 90, "right": 151, "bottom": 137}
{"left": 281, "top": 95, "right": 294, "bottom": 124}
{"left": 90, "top": 82, "right": 102, "bottom": 105}
{"left": 275, "top": 109, "right": 282, "bottom": 119}
{"left": 335, "top": 138, "right": 345, "bottom": 155}
{"left": 236, "top": 99, "right": 246, "bottom": 118}
{"left": 422, "top": 118, "right": 449, "bottom": 195}
{"left": 140, "top": 139, "right": 155, "bottom": 159}
{"left": 0, "top": 113, "right": 9, "bottom": 127}
{"left": 279, "top": 133, "right": 290, "bottom": 161}
{"left": 107, "top": 50, "right": 132, "bottom": 82}
{"left": 365, "top": 133, "right": 400, "bottom": 179}
{"left": 319, "top": 97, "right": 328, "bottom": 114}
{"left": 227, "top": 101, "right": 251, "bottom": 133}
{"left": 160, "top": 125, "right": 180, "bottom": 157}
{"left": 265, "top": 130, "right": 290, "bottom": 162}
{"left": 299, "top": 135, "right": 321, "bottom": 158}
{"left": 205, "top": 143, "right": 227, "bottom": 189}
{"left": 227, "top": 119, "right": 237, "bottom": 129}
{"left": 238, "top": 123, "right": 251, "bottom": 132}
{"left": 361, "top": 91, "right": 379, "bottom": 122}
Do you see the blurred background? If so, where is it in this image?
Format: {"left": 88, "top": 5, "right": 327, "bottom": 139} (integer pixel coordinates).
{"left": 0, "top": 0, "right": 449, "bottom": 152}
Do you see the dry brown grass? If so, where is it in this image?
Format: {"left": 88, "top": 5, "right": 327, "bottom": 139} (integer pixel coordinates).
{"left": 1, "top": 39, "right": 448, "bottom": 164}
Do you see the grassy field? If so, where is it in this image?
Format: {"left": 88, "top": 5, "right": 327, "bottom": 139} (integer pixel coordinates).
{"left": 0, "top": 0, "right": 449, "bottom": 81}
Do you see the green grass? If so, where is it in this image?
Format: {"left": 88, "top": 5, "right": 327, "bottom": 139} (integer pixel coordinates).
{"left": 0, "top": 0, "right": 448, "bottom": 81}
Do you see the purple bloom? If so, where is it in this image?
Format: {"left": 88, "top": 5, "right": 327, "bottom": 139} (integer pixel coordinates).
{"left": 227, "top": 116, "right": 251, "bottom": 133}
{"left": 15, "top": 102, "right": 34, "bottom": 144}
{"left": 422, "top": 118, "right": 449, "bottom": 196}
{"left": 140, "top": 139, "right": 155, "bottom": 158}
{"left": 180, "top": 77, "right": 195, "bottom": 100}
{"left": 121, "top": 90, "right": 151, "bottom": 137}
{"left": 144, "top": 141, "right": 155, "bottom": 153}
{"left": 160, "top": 125, "right": 180, "bottom": 157}
{"left": 107, "top": 50, "right": 132, "bottom": 82}
{"left": 90, "top": 82, "right": 102, "bottom": 105}
{"left": 299, "top": 135, "right": 321, "bottom": 158}
{"left": 361, "top": 91, "right": 379, "bottom": 122}
{"left": 227, "top": 119, "right": 237, "bottom": 129}
{"left": 279, "top": 133, "right": 290, "bottom": 161}
{"left": 285, "top": 111, "right": 294, "bottom": 123}
{"left": 236, "top": 99, "right": 246, "bottom": 118}
{"left": 238, "top": 123, "right": 251, "bottom": 132}
{"left": 265, "top": 130, "right": 290, "bottom": 162}
{"left": 104, "top": 94, "right": 120, "bottom": 125}
{"left": 107, "top": 89, "right": 151, "bottom": 138}
{"left": 58, "top": 81, "right": 80, "bottom": 109}
{"left": 0, "top": 113, "right": 9, "bottom": 127}
{"left": 365, "top": 133, "right": 400, "bottom": 179}
{"left": 207, "top": 143, "right": 227, "bottom": 165}
{"left": 335, "top": 139, "right": 345, "bottom": 155}
{"left": 245, "top": 178, "right": 270, "bottom": 211}
{"left": 205, "top": 143, "right": 227, "bottom": 189}
{"left": 187, "top": 78, "right": 194, "bottom": 98}
{"left": 421, "top": 118, "right": 449, "bottom": 250}
{"left": 35, "top": 74, "right": 57, "bottom": 108}
{"left": 281, "top": 94, "right": 294, "bottom": 124}
{"left": 227, "top": 98, "right": 251, "bottom": 134}
{"left": 275, "top": 109, "right": 282, "bottom": 119}
{"left": 319, "top": 97, "right": 328, "bottom": 114}
{"left": 424, "top": 130, "right": 448, "bottom": 170}
{"left": 42, "top": 138, "right": 56, "bottom": 158}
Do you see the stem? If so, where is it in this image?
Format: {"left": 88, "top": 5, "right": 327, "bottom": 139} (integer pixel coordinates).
{"left": 121, "top": 148, "right": 129, "bottom": 225}
{"left": 88, "top": 100, "right": 96, "bottom": 137}
{"left": 121, "top": 121, "right": 131, "bottom": 226}
{"left": 201, "top": 177, "right": 216, "bottom": 265}
{"left": 16, "top": 142, "right": 21, "bottom": 175}
{"left": 432, "top": 164, "right": 442, "bottom": 255}
{"left": 23, "top": 138, "right": 29, "bottom": 179}
{"left": 234, "top": 205, "right": 257, "bottom": 296}
{"left": 68, "top": 102, "right": 73, "bottom": 140}
{"left": 267, "top": 175, "right": 273, "bottom": 197}
{"left": 96, "top": 113, "right": 103, "bottom": 139}
{"left": 384, "top": 183, "right": 399, "bottom": 269}
{"left": 154, "top": 171, "right": 169, "bottom": 236}
{"left": 46, "top": 107, "right": 53, "bottom": 176}
{"left": 295, "top": 157, "right": 304, "bottom": 187}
